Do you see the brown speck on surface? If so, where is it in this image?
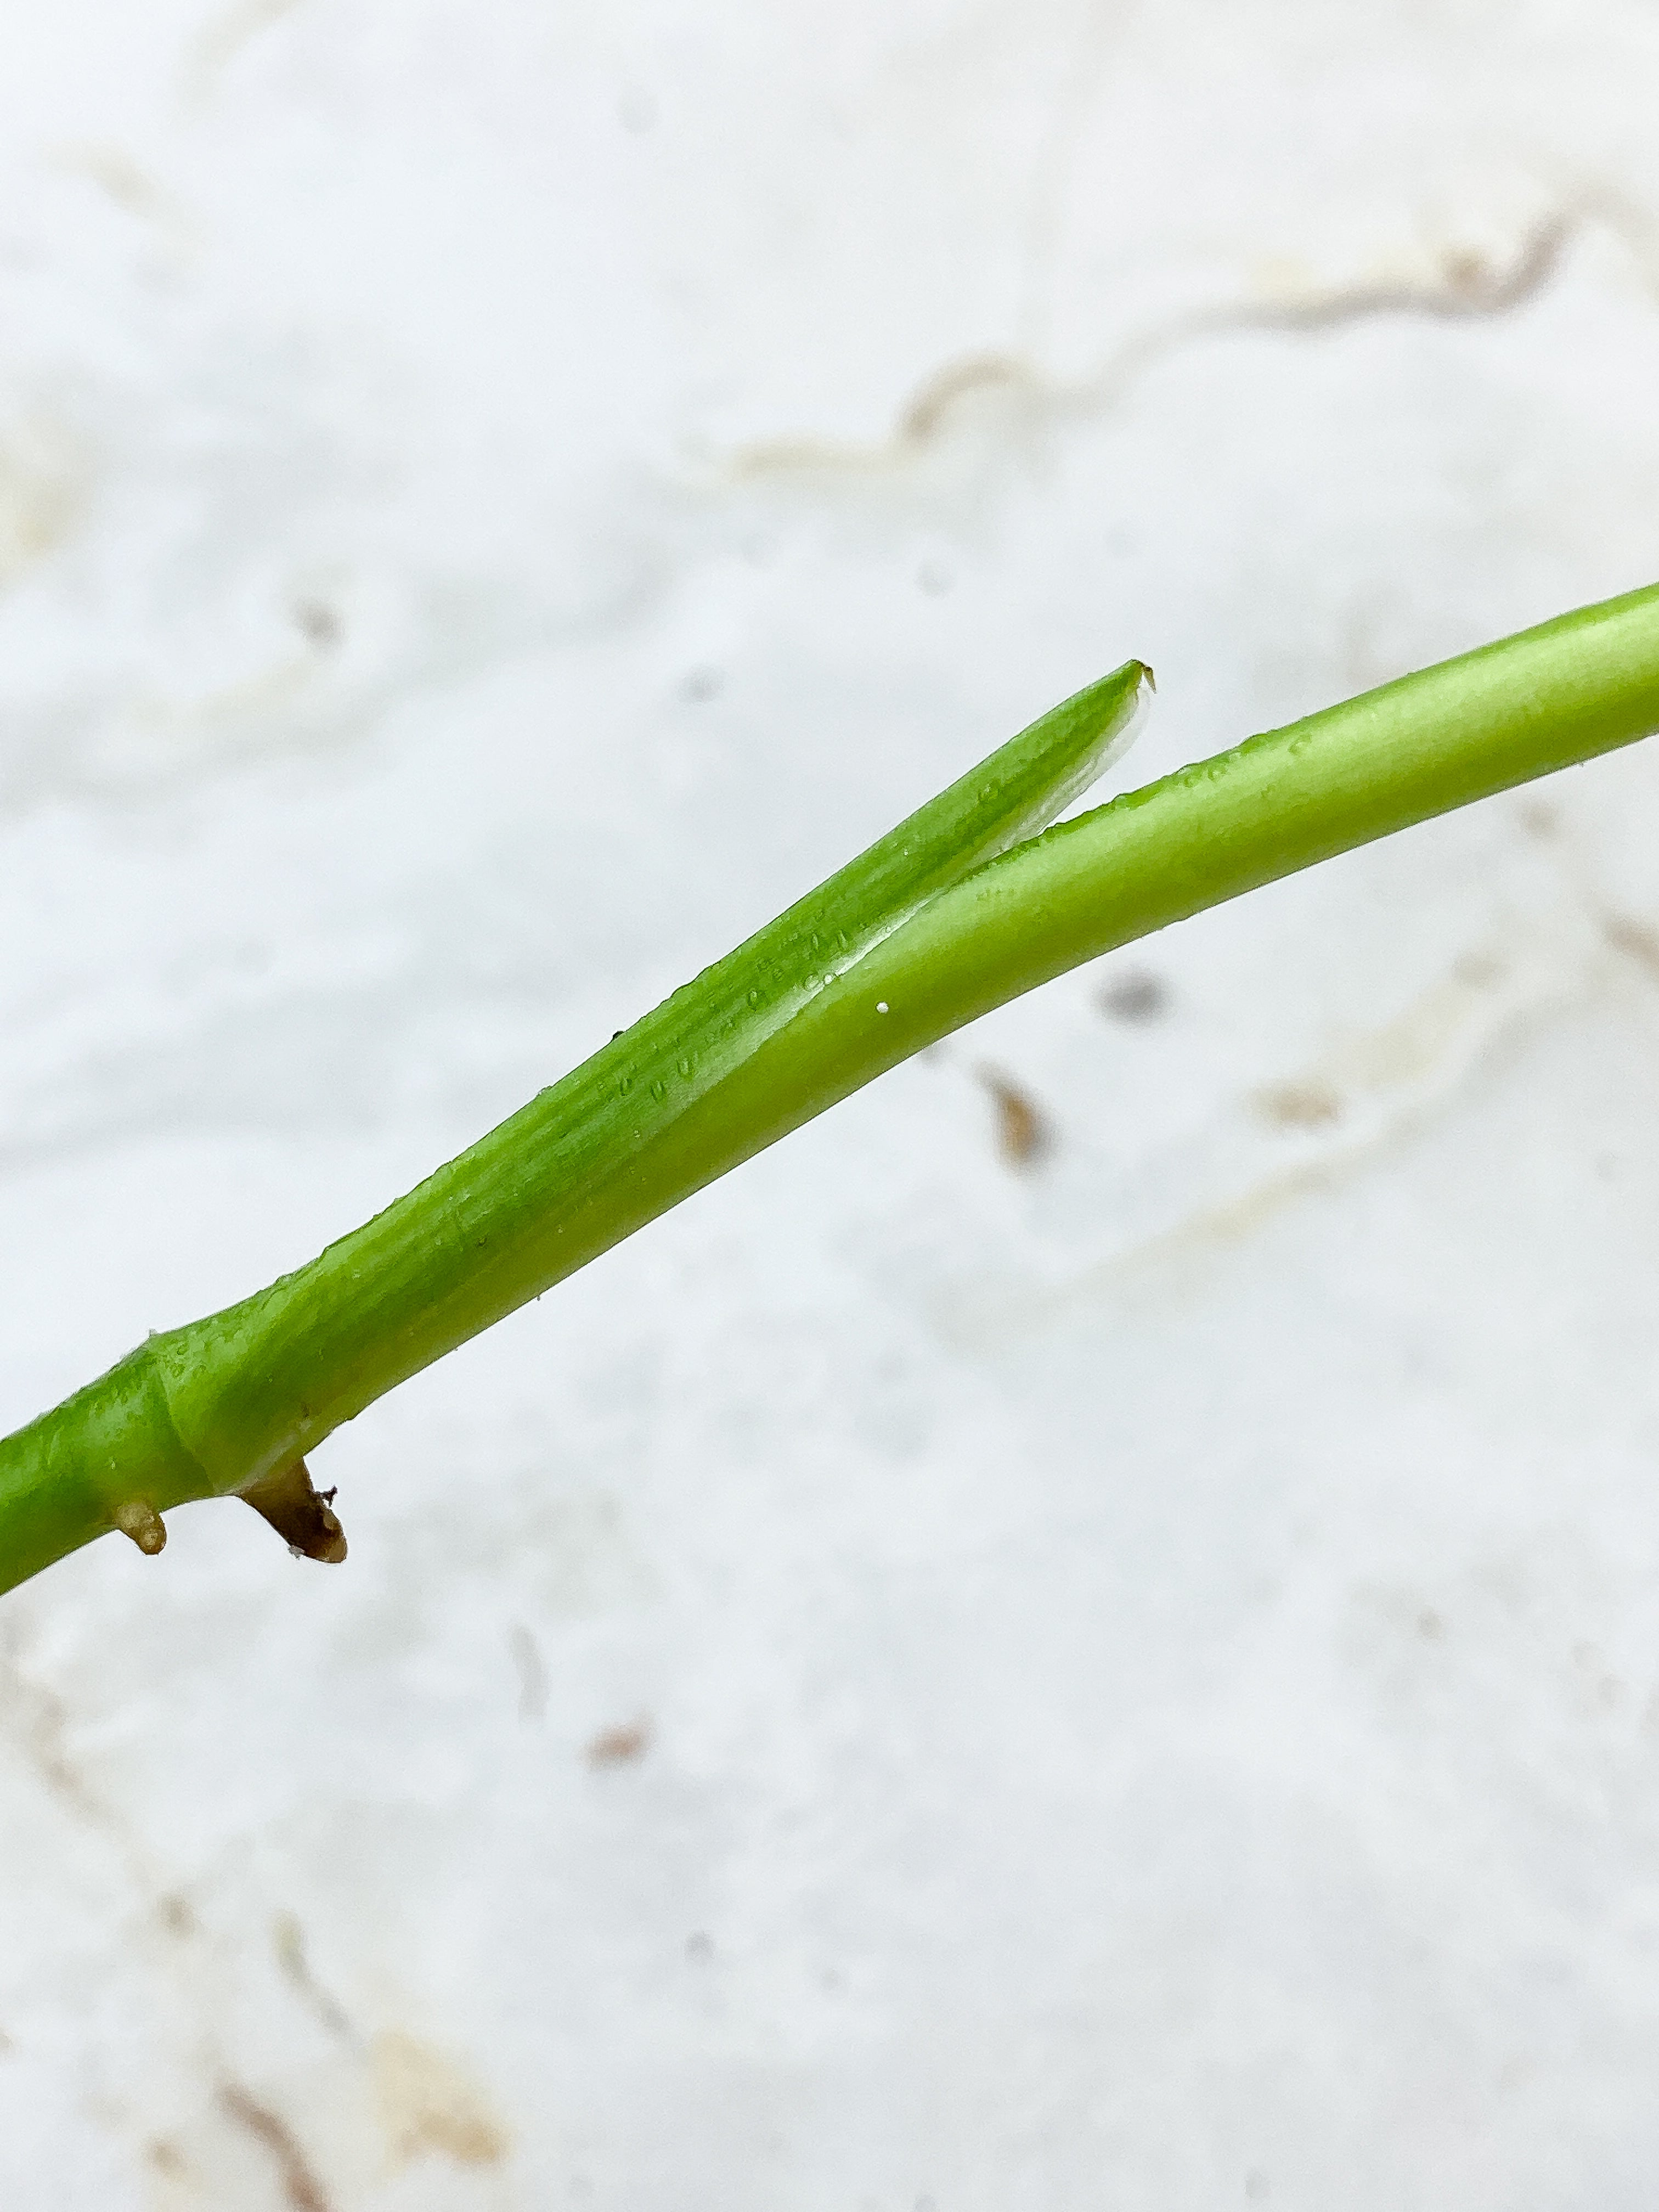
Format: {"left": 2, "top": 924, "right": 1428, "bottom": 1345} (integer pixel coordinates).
{"left": 274, "top": 1910, "right": 354, "bottom": 2040}
{"left": 1518, "top": 796, "right": 1559, "bottom": 838}
{"left": 1255, "top": 1077, "right": 1343, "bottom": 1130}
{"left": 112, "top": 1498, "right": 166, "bottom": 1555}
{"left": 292, "top": 597, "right": 340, "bottom": 648}
{"left": 240, "top": 1458, "right": 347, "bottom": 1564}
{"left": 157, "top": 1892, "right": 196, "bottom": 1939}
{"left": 1440, "top": 244, "right": 1491, "bottom": 297}
{"left": 372, "top": 2031, "right": 509, "bottom": 2170}
{"left": 1099, "top": 968, "right": 1168, "bottom": 1024}
{"left": 218, "top": 2083, "right": 334, "bottom": 2212}
{"left": 586, "top": 1716, "right": 651, "bottom": 1768}
{"left": 1604, "top": 912, "right": 1659, "bottom": 981}
{"left": 685, "top": 1930, "right": 714, "bottom": 1962}
{"left": 509, "top": 1624, "right": 548, "bottom": 1723}
{"left": 146, "top": 2138, "right": 189, "bottom": 2179}
{"left": 1452, "top": 949, "right": 1504, "bottom": 988}
{"left": 977, "top": 1066, "right": 1049, "bottom": 1167}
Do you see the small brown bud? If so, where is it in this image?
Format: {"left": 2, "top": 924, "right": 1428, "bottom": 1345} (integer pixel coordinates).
{"left": 239, "top": 1458, "right": 347, "bottom": 1564}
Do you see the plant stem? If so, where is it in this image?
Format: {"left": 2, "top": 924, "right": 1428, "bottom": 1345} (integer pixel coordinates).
{"left": 4, "top": 582, "right": 1658, "bottom": 1596}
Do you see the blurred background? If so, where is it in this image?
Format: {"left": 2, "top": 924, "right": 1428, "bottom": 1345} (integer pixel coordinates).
{"left": 3, "top": 2, "right": 1659, "bottom": 2204}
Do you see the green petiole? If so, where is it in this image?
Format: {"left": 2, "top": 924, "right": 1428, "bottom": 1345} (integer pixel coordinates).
{"left": 4, "top": 580, "right": 1658, "bottom": 1598}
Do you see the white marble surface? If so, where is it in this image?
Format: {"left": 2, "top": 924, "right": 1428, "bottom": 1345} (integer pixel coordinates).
{"left": 3, "top": 3, "right": 1659, "bottom": 2204}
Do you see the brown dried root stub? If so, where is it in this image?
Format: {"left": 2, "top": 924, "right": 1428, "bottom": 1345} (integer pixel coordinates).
{"left": 112, "top": 1499, "right": 167, "bottom": 1555}
{"left": 240, "top": 1458, "right": 348, "bottom": 1564}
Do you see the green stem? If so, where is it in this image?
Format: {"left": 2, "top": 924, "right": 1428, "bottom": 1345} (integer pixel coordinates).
{"left": 5, "top": 582, "right": 1658, "bottom": 1595}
